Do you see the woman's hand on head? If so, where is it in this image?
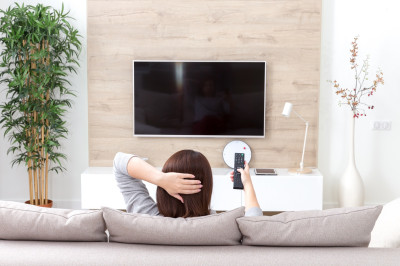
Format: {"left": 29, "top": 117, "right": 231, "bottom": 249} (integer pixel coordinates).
{"left": 229, "top": 161, "right": 252, "bottom": 189}
{"left": 157, "top": 172, "right": 202, "bottom": 203}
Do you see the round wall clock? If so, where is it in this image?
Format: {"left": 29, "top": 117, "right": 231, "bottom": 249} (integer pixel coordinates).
{"left": 222, "top": 140, "right": 252, "bottom": 168}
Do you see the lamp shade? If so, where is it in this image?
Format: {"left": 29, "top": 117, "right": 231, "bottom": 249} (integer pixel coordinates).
{"left": 282, "top": 102, "right": 293, "bottom": 117}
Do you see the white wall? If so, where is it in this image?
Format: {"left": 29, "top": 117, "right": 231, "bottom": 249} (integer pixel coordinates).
{"left": 1, "top": 0, "right": 398, "bottom": 209}
{"left": 320, "top": 0, "right": 400, "bottom": 207}
{"left": 0, "top": 0, "right": 88, "bottom": 208}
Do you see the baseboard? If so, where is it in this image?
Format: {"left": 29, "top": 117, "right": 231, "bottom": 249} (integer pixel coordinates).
{"left": 1, "top": 198, "right": 81, "bottom": 209}
{"left": 1, "top": 199, "right": 382, "bottom": 210}
{"left": 323, "top": 202, "right": 339, "bottom": 209}
{"left": 323, "top": 201, "right": 384, "bottom": 209}
{"left": 52, "top": 200, "right": 82, "bottom": 209}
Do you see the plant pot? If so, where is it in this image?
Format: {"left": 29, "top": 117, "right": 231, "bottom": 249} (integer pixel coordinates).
{"left": 25, "top": 199, "right": 53, "bottom": 208}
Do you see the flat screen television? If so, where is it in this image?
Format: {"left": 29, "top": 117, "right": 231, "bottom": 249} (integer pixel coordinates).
{"left": 133, "top": 60, "right": 266, "bottom": 137}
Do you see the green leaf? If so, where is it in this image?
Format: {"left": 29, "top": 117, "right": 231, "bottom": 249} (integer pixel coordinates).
{"left": 0, "top": 2, "right": 82, "bottom": 174}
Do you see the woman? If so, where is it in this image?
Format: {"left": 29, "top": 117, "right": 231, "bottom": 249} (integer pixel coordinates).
{"left": 113, "top": 150, "right": 262, "bottom": 217}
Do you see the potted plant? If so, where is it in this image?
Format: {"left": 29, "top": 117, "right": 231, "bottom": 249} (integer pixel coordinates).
{"left": 0, "top": 3, "right": 81, "bottom": 206}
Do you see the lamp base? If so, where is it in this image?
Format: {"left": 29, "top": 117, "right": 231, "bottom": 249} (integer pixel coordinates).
{"left": 288, "top": 167, "right": 312, "bottom": 174}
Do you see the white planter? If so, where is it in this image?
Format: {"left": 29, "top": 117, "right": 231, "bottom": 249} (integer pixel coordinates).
{"left": 339, "top": 116, "right": 365, "bottom": 207}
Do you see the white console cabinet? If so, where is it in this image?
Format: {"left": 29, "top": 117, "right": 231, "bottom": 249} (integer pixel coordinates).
{"left": 81, "top": 168, "right": 323, "bottom": 211}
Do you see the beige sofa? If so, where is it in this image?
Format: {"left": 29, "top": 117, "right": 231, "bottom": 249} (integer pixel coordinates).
{"left": 0, "top": 201, "right": 399, "bottom": 266}
{"left": 1, "top": 241, "right": 400, "bottom": 266}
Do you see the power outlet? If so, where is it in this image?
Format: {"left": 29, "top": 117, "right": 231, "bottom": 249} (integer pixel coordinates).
{"left": 371, "top": 121, "right": 392, "bottom": 131}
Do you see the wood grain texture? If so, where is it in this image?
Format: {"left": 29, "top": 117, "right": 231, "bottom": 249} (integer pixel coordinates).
{"left": 88, "top": 0, "right": 321, "bottom": 168}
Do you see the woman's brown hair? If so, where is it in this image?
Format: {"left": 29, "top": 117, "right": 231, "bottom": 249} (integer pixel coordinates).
{"left": 156, "top": 150, "right": 213, "bottom": 218}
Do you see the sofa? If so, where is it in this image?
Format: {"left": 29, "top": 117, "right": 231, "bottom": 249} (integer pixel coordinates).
{"left": 1, "top": 200, "right": 399, "bottom": 266}
{"left": 1, "top": 241, "right": 400, "bottom": 266}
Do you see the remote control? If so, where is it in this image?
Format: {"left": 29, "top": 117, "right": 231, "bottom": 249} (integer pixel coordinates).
{"left": 233, "top": 153, "right": 245, "bottom": 189}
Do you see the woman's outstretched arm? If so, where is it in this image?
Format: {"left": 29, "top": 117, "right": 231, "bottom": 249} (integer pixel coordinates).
{"left": 230, "top": 161, "right": 262, "bottom": 216}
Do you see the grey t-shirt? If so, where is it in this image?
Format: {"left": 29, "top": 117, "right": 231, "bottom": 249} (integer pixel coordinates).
{"left": 113, "top": 152, "right": 263, "bottom": 217}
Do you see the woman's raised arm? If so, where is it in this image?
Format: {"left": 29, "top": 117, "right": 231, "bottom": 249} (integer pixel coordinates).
{"left": 124, "top": 153, "right": 203, "bottom": 203}
{"left": 230, "top": 161, "right": 263, "bottom": 216}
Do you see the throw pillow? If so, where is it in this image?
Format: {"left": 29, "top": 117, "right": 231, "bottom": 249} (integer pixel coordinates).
{"left": 369, "top": 197, "right": 400, "bottom": 248}
{"left": 237, "top": 205, "right": 382, "bottom": 247}
{"left": 102, "top": 206, "right": 245, "bottom": 245}
{"left": 0, "top": 200, "right": 107, "bottom": 242}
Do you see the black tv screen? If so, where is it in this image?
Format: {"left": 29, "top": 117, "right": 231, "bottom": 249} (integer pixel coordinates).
{"left": 133, "top": 61, "right": 266, "bottom": 137}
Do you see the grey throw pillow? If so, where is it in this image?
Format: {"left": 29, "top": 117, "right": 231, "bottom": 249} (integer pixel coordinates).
{"left": 102, "top": 206, "right": 245, "bottom": 245}
{"left": 237, "top": 205, "right": 382, "bottom": 247}
{"left": 0, "top": 200, "right": 107, "bottom": 242}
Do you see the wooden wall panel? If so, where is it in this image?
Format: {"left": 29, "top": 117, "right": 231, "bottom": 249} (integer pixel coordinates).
{"left": 88, "top": 0, "right": 321, "bottom": 168}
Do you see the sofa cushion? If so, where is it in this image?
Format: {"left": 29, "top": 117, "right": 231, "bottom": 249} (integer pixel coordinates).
{"left": 0, "top": 200, "right": 107, "bottom": 242}
{"left": 237, "top": 205, "right": 382, "bottom": 247}
{"left": 369, "top": 197, "right": 400, "bottom": 248}
{"left": 102, "top": 206, "right": 244, "bottom": 245}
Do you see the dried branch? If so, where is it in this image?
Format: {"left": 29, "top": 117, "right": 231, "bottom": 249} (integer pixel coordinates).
{"left": 328, "top": 36, "right": 384, "bottom": 118}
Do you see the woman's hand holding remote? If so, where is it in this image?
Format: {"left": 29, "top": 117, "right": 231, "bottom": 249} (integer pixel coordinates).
{"left": 229, "top": 161, "right": 260, "bottom": 211}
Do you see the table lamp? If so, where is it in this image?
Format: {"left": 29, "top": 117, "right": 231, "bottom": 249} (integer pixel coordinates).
{"left": 282, "top": 102, "right": 312, "bottom": 174}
